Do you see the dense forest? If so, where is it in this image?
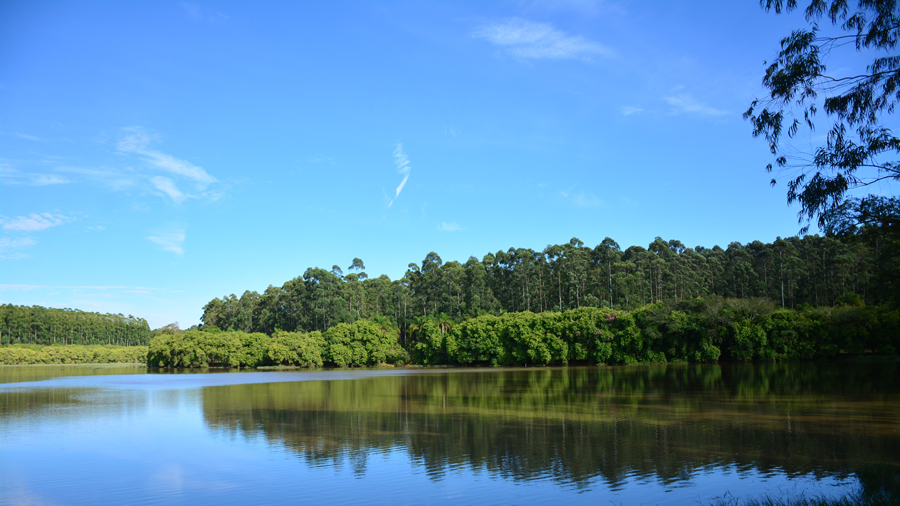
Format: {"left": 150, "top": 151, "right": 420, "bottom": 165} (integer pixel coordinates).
{"left": 0, "top": 305, "right": 151, "bottom": 346}
{"left": 200, "top": 232, "right": 899, "bottom": 340}
{"left": 151, "top": 300, "right": 900, "bottom": 368}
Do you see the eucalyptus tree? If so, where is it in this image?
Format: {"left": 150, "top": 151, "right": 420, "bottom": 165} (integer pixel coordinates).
{"left": 544, "top": 244, "right": 566, "bottom": 311}
{"left": 465, "top": 255, "right": 496, "bottom": 315}
{"left": 0, "top": 305, "right": 151, "bottom": 346}
{"left": 593, "top": 238, "right": 621, "bottom": 307}
{"left": 564, "top": 238, "right": 590, "bottom": 309}
{"left": 346, "top": 258, "right": 367, "bottom": 319}
{"left": 303, "top": 267, "right": 351, "bottom": 332}
{"left": 745, "top": 0, "right": 900, "bottom": 233}
{"left": 442, "top": 260, "right": 466, "bottom": 317}
{"left": 419, "top": 252, "right": 445, "bottom": 316}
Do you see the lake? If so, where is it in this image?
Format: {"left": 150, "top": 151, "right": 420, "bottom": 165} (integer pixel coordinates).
{"left": 1, "top": 362, "right": 898, "bottom": 505}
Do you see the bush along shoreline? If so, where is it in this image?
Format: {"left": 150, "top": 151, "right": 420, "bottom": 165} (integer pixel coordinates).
{"left": 147, "top": 298, "right": 899, "bottom": 368}
{"left": 0, "top": 344, "right": 149, "bottom": 365}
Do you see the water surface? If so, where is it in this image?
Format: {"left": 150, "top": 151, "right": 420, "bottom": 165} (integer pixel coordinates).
{"left": 1, "top": 362, "right": 897, "bottom": 505}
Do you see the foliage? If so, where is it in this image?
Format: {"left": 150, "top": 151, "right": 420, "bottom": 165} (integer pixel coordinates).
{"left": 200, "top": 232, "right": 899, "bottom": 347}
{"left": 448, "top": 300, "right": 897, "bottom": 366}
{"left": 148, "top": 330, "right": 261, "bottom": 368}
{"left": 745, "top": 0, "right": 900, "bottom": 232}
{"left": 0, "top": 344, "right": 148, "bottom": 365}
{"left": 149, "top": 297, "right": 898, "bottom": 368}
{"left": 325, "top": 319, "right": 407, "bottom": 367}
{"left": 151, "top": 322, "right": 185, "bottom": 337}
{"left": 148, "top": 319, "right": 407, "bottom": 368}
{"left": 268, "top": 330, "right": 325, "bottom": 367}
{"left": 0, "top": 304, "right": 151, "bottom": 346}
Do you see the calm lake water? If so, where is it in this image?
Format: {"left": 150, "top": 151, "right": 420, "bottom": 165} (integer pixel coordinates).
{"left": 1, "top": 362, "right": 898, "bottom": 505}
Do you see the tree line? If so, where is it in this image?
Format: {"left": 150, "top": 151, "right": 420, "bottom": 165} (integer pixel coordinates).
{"left": 0, "top": 305, "right": 152, "bottom": 346}
{"left": 152, "top": 300, "right": 900, "bottom": 368}
{"left": 200, "top": 232, "right": 898, "bottom": 340}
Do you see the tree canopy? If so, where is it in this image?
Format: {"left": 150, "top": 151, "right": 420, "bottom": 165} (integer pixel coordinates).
{"left": 745, "top": 0, "right": 900, "bottom": 233}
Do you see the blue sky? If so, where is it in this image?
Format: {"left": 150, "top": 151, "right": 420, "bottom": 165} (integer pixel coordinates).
{"left": 0, "top": 1, "right": 854, "bottom": 328}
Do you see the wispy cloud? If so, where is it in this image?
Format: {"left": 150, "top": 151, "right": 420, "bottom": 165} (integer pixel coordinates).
{"left": 438, "top": 222, "right": 463, "bottom": 232}
{"left": 122, "top": 289, "right": 151, "bottom": 295}
{"left": 31, "top": 175, "right": 70, "bottom": 185}
{"left": 621, "top": 106, "right": 643, "bottom": 116}
{"left": 516, "top": 0, "right": 626, "bottom": 18}
{"left": 55, "top": 166, "right": 137, "bottom": 191}
{"left": 0, "top": 237, "right": 38, "bottom": 259}
{"left": 560, "top": 190, "right": 603, "bottom": 208}
{"left": 117, "top": 128, "right": 216, "bottom": 188}
{"left": 0, "top": 165, "right": 71, "bottom": 186}
{"left": 114, "top": 127, "right": 221, "bottom": 203}
{"left": 14, "top": 133, "right": 47, "bottom": 142}
{"left": 150, "top": 176, "right": 186, "bottom": 203}
{"left": 663, "top": 95, "right": 726, "bottom": 116}
{"left": 0, "top": 283, "right": 43, "bottom": 290}
{"left": 388, "top": 143, "right": 412, "bottom": 208}
{"left": 148, "top": 228, "right": 185, "bottom": 255}
{"left": 473, "top": 18, "right": 612, "bottom": 60}
{"left": 183, "top": 2, "right": 202, "bottom": 18}
{"left": 1, "top": 213, "right": 73, "bottom": 232}
{"left": 183, "top": 3, "right": 229, "bottom": 24}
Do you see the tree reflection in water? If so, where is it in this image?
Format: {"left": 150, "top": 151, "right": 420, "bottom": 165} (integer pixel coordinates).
{"left": 201, "top": 362, "right": 900, "bottom": 488}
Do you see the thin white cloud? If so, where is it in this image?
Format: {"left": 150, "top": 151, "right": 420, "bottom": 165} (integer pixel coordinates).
{"left": 148, "top": 229, "right": 185, "bottom": 255}
{"left": 0, "top": 283, "right": 43, "bottom": 290}
{"left": 55, "top": 166, "right": 138, "bottom": 191}
{"left": 516, "top": 0, "right": 626, "bottom": 18}
{"left": 473, "top": 18, "right": 612, "bottom": 60}
{"left": 0, "top": 165, "right": 71, "bottom": 186}
{"left": 1, "top": 213, "right": 72, "bottom": 232}
{"left": 61, "top": 285, "right": 129, "bottom": 290}
{"left": 15, "top": 133, "right": 47, "bottom": 142}
{"left": 0, "top": 173, "right": 71, "bottom": 186}
{"left": 182, "top": 3, "right": 229, "bottom": 24}
{"left": 388, "top": 143, "right": 412, "bottom": 208}
{"left": 0, "top": 237, "right": 37, "bottom": 259}
{"left": 664, "top": 95, "right": 726, "bottom": 116}
{"left": 438, "top": 222, "right": 463, "bottom": 232}
{"left": 183, "top": 2, "right": 202, "bottom": 19}
{"left": 116, "top": 128, "right": 153, "bottom": 152}
{"left": 0, "top": 237, "right": 37, "bottom": 248}
{"left": 142, "top": 151, "right": 215, "bottom": 187}
{"left": 117, "top": 127, "right": 216, "bottom": 188}
{"left": 150, "top": 176, "right": 187, "bottom": 203}
{"left": 560, "top": 190, "right": 603, "bottom": 208}
{"left": 31, "top": 175, "right": 70, "bottom": 185}
{"left": 621, "top": 106, "right": 643, "bottom": 116}
{"left": 122, "top": 289, "right": 151, "bottom": 295}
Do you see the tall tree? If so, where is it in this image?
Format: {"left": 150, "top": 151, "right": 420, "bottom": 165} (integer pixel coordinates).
{"left": 745, "top": 0, "right": 900, "bottom": 233}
